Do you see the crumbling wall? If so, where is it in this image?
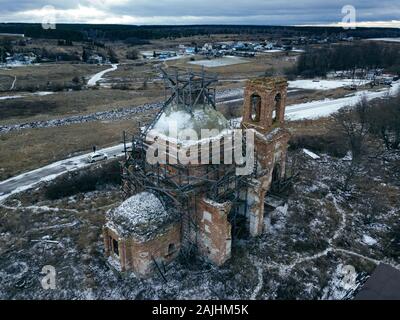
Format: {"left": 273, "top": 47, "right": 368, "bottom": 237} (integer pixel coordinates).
{"left": 104, "top": 222, "right": 181, "bottom": 277}
{"left": 103, "top": 227, "right": 130, "bottom": 272}
{"left": 246, "top": 174, "right": 271, "bottom": 236}
{"left": 128, "top": 222, "right": 181, "bottom": 277}
{"left": 243, "top": 130, "right": 290, "bottom": 236}
{"left": 254, "top": 129, "right": 290, "bottom": 179}
{"left": 196, "top": 198, "right": 232, "bottom": 265}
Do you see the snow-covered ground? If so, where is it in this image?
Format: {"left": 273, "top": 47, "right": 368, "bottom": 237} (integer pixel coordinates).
{"left": 1, "top": 149, "right": 398, "bottom": 299}
{"left": 87, "top": 64, "right": 118, "bottom": 86}
{"left": 263, "top": 49, "right": 284, "bottom": 53}
{"left": 288, "top": 79, "right": 370, "bottom": 91}
{"left": 0, "top": 61, "right": 37, "bottom": 69}
{"left": 303, "top": 148, "right": 321, "bottom": 160}
{"left": 0, "top": 91, "right": 54, "bottom": 101}
{"left": 0, "top": 95, "right": 23, "bottom": 100}
{"left": 286, "top": 81, "right": 400, "bottom": 120}
{"left": 263, "top": 49, "right": 305, "bottom": 53}
{"left": 10, "top": 76, "right": 16, "bottom": 90}
{"left": 366, "top": 38, "right": 400, "bottom": 43}
{"left": 362, "top": 235, "right": 377, "bottom": 246}
{"left": 188, "top": 56, "right": 250, "bottom": 68}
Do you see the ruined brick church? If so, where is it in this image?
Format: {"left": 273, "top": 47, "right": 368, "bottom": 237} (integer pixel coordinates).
{"left": 103, "top": 69, "right": 290, "bottom": 277}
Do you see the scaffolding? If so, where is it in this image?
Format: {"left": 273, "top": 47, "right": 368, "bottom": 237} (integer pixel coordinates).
{"left": 122, "top": 131, "right": 252, "bottom": 251}
{"left": 120, "top": 68, "right": 257, "bottom": 260}
{"left": 141, "top": 67, "right": 218, "bottom": 139}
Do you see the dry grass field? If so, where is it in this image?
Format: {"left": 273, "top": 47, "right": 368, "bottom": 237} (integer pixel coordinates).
{"left": 165, "top": 52, "right": 297, "bottom": 80}
{"left": 0, "top": 63, "right": 107, "bottom": 91}
{"left": 0, "top": 112, "right": 157, "bottom": 180}
{"left": 0, "top": 88, "right": 163, "bottom": 125}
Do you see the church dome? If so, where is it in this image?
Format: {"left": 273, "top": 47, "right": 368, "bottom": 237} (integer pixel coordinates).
{"left": 152, "top": 103, "right": 230, "bottom": 140}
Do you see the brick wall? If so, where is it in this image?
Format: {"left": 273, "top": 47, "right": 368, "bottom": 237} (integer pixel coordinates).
{"left": 195, "top": 198, "right": 232, "bottom": 265}
{"left": 242, "top": 77, "right": 288, "bottom": 134}
{"left": 104, "top": 222, "right": 181, "bottom": 278}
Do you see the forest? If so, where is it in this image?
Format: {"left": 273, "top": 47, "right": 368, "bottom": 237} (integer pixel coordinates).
{"left": 1, "top": 23, "right": 400, "bottom": 42}
{"left": 295, "top": 42, "right": 400, "bottom": 77}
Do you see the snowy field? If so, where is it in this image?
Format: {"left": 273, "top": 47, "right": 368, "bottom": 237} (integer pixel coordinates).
{"left": 0, "top": 91, "right": 54, "bottom": 101}
{"left": 263, "top": 49, "right": 305, "bottom": 53}
{"left": 0, "top": 61, "right": 37, "bottom": 69}
{"left": 188, "top": 56, "right": 250, "bottom": 68}
{"left": 140, "top": 52, "right": 186, "bottom": 61}
{"left": 366, "top": 38, "right": 400, "bottom": 43}
{"left": 288, "top": 79, "right": 370, "bottom": 91}
{"left": 286, "top": 81, "right": 400, "bottom": 120}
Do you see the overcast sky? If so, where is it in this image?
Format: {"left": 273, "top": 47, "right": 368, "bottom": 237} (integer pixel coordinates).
{"left": 0, "top": 0, "right": 399, "bottom": 27}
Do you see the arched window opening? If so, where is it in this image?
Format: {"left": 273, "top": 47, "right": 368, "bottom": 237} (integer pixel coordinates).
{"left": 112, "top": 238, "right": 119, "bottom": 256}
{"left": 273, "top": 93, "right": 281, "bottom": 123}
{"left": 167, "top": 243, "right": 176, "bottom": 255}
{"left": 250, "top": 94, "right": 261, "bottom": 122}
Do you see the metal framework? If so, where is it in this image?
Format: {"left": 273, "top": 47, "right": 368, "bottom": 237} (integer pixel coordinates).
{"left": 122, "top": 129, "right": 251, "bottom": 255}
{"left": 142, "top": 67, "right": 218, "bottom": 138}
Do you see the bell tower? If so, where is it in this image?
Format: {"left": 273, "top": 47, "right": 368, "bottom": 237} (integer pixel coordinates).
{"left": 240, "top": 77, "right": 290, "bottom": 237}
{"left": 241, "top": 77, "right": 288, "bottom": 134}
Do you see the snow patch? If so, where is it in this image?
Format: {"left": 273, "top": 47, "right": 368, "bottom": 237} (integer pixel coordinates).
{"left": 107, "top": 256, "right": 122, "bottom": 272}
{"left": 286, "top": 80, "right": 400, "bottom": 120}
{"left": 188, "top": 56, "right": 250, "bottom": 68}
{"left": 321, "top": 264, "right": 360, "bottom": 300}
{"left": 366, "top": 38, "right": 400, "bottom": 43}
{"left": 303, "top": 148, "right": 320, "bottom": 160}
{"left": 289, "top": 79, "right": 370, "bottom": 91}
{"left": 342, "top": 151, "right": 353, "bottom": 162}
{"left": 362, "top": 235, "right": 377, "bottom": 246}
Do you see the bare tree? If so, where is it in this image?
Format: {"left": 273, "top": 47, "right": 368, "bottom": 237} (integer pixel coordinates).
{"left": 333, "top": 96, "right": 370, "bottom": 161}
{"left": 367, "top": 90, "right": 400, "bottom": 150}
{"left": 341, "top": 160, "right": 360, "bottom": 192}
{"left": 126, "top": 49, "right": 139, "bottom": 60}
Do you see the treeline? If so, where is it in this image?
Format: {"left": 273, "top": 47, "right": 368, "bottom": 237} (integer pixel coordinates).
{"left": 0, "top": 39, "right": 12, "bottom": 62}
{"left": 1, "top": 23, "right": 400, "bottom": 42}
{"left": 296, "top": 43, "right": 400, "bottom": 77}
{"left": 368, "top": 93, "right": 400, "bottom": 150}
{"left": 1, "top": 38, "right": 119, "bottom": 63}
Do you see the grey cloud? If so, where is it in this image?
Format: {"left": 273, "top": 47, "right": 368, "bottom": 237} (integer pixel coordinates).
{"left": 0, "top": 0, "right": 398, "bottom": 25}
